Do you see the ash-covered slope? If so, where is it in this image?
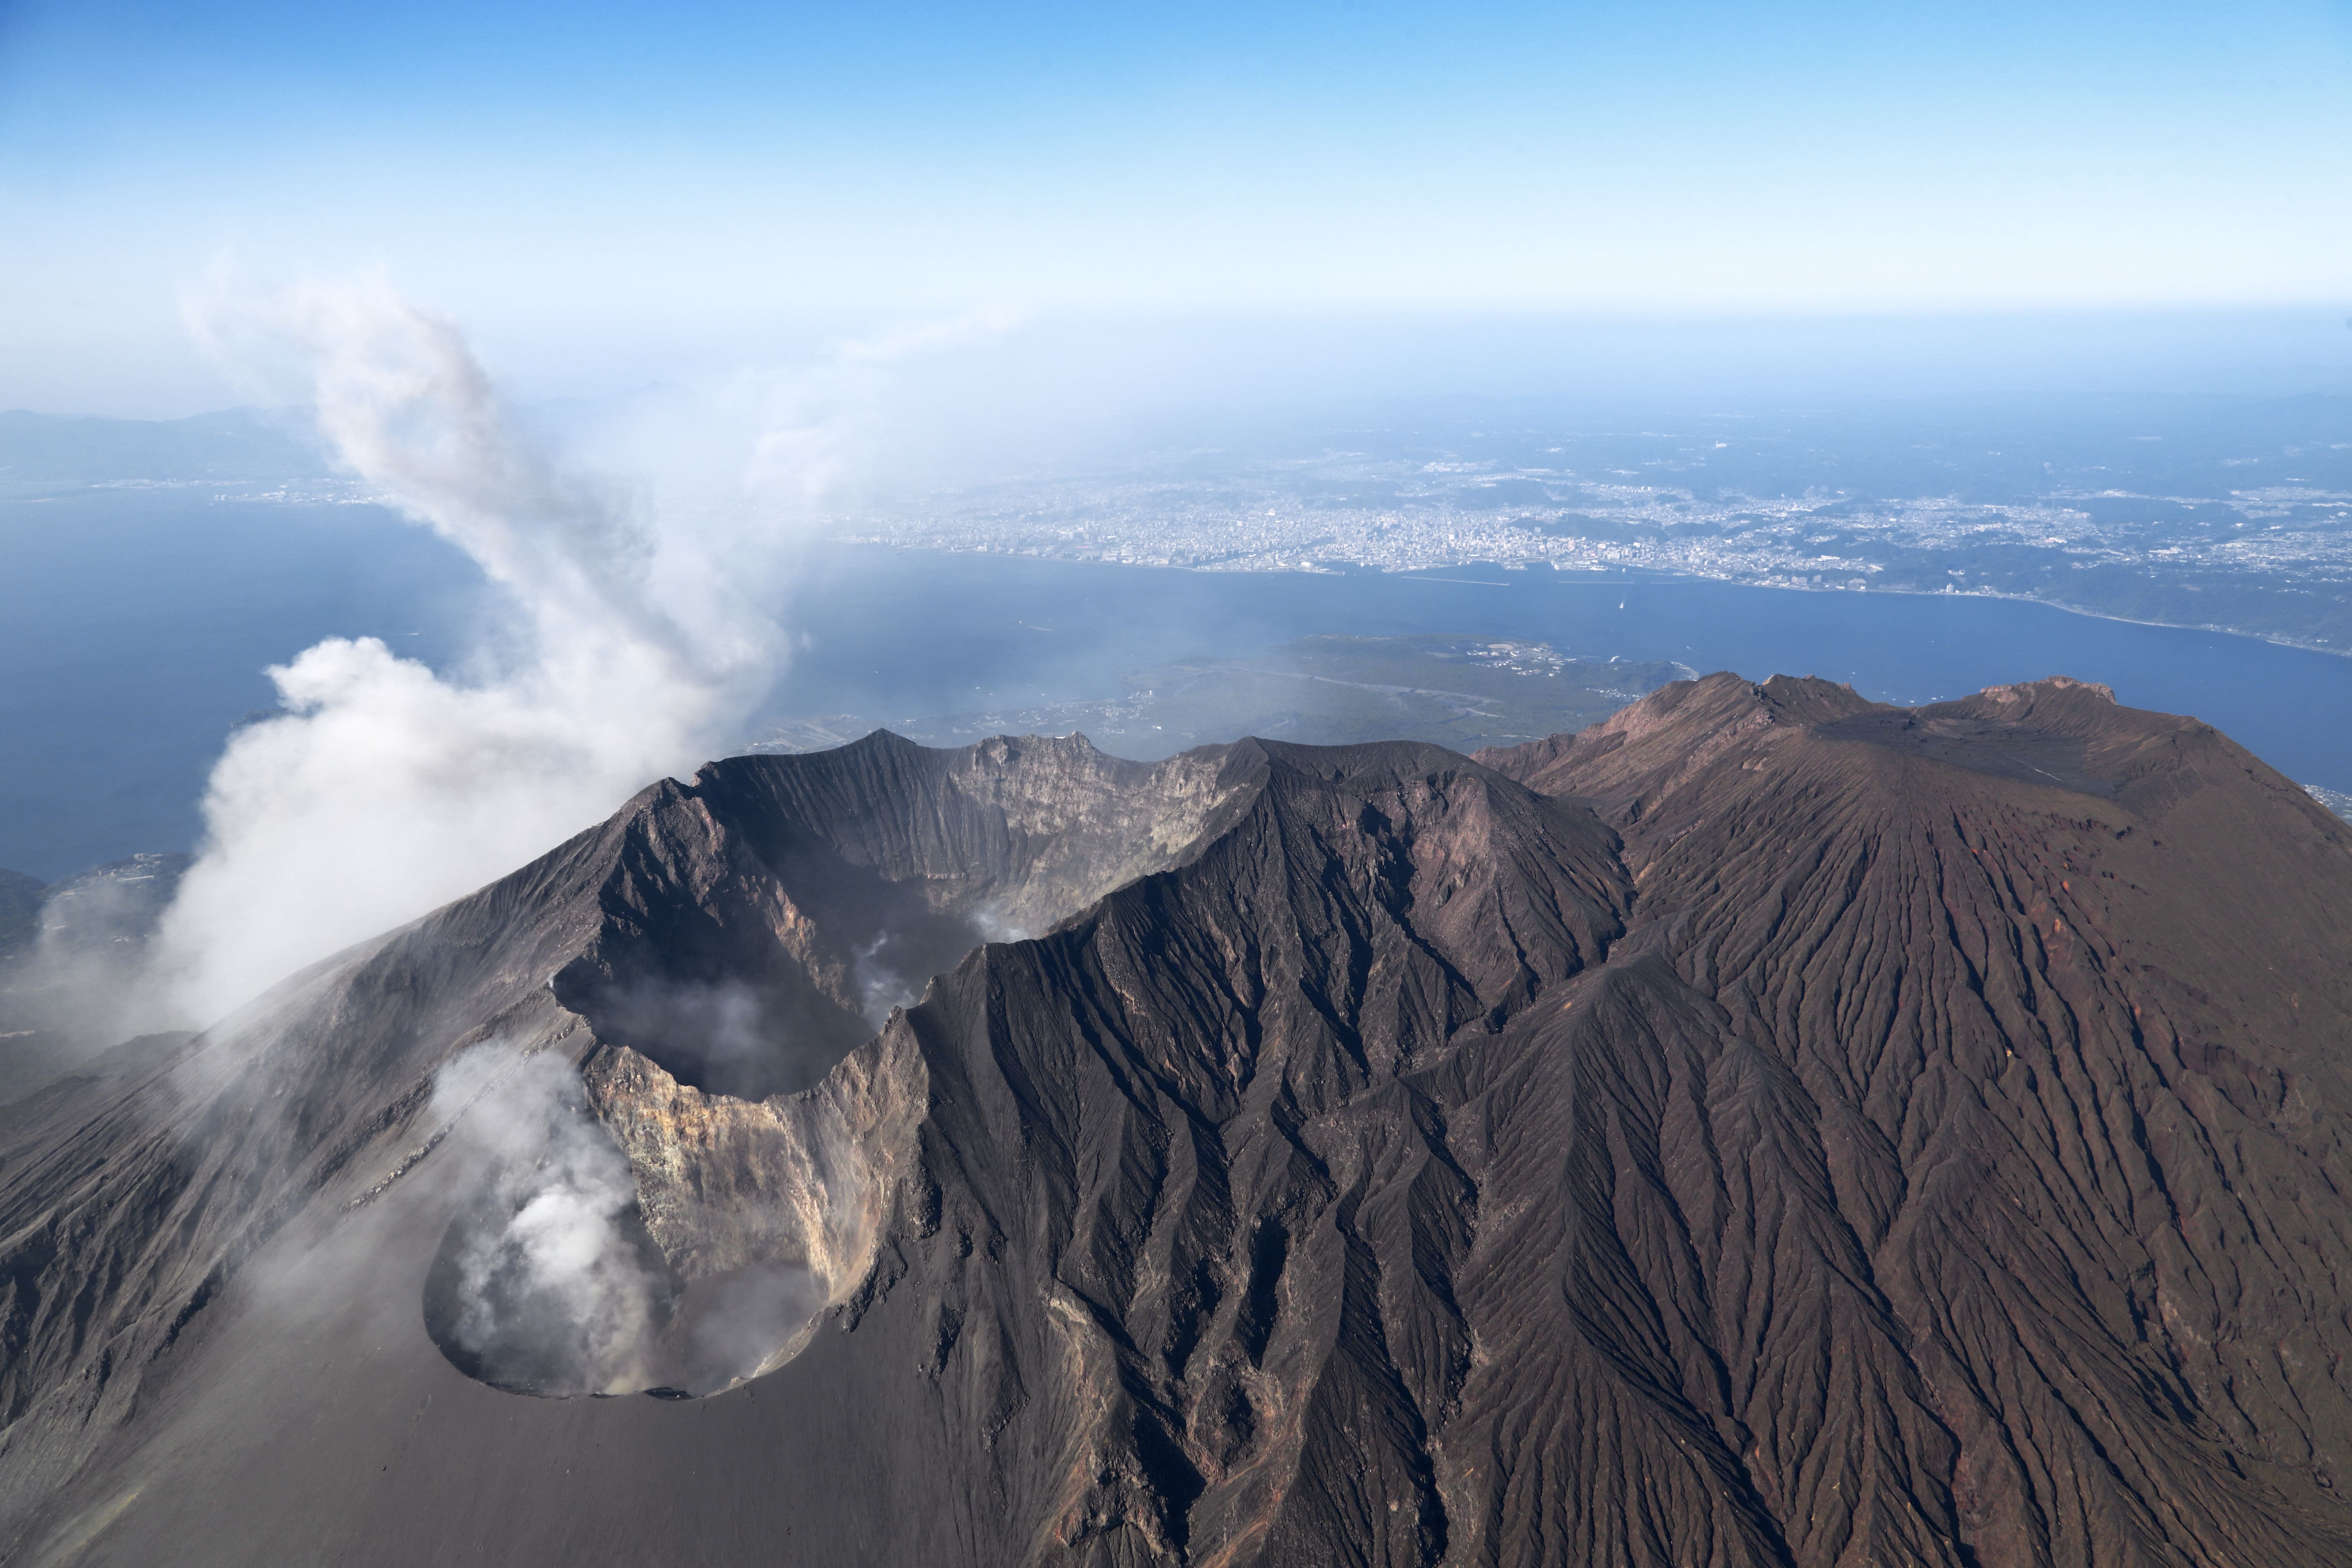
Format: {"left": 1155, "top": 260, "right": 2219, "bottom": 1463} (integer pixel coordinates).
{"left": 1472, "top": 672, "right": 2352, "bottom": 1567}
{"left": 3, "top": 679, "right": 2351, "bottom": 1568}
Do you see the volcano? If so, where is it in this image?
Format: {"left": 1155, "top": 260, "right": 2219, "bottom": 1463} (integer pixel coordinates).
{"left": 3, "top": 673, "right": 2350, "bottom": 1567}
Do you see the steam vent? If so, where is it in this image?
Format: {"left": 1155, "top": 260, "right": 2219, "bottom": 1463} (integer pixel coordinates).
{"left": 6, "top": 673, "right": 2352, "bottom": 1567}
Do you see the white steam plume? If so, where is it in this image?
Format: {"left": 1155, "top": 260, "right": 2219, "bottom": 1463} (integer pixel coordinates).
{"left": 425, "top": 1039, "right": 825, "bottom": 1397}
{"left": 157, "top": 278, "right": 809, "bottom": 1023}
{"left": 428, "top": 1043, "right": 665, "bottom": 1395}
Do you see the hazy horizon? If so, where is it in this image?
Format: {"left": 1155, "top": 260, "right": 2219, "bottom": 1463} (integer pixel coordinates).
{"left": 9, "top": 309, "right": 2352, "bottom": 496}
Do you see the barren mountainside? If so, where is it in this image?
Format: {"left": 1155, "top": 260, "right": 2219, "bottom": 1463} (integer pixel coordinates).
{"left": 2, "top": 674, "right": 2350, "bottom": 1566}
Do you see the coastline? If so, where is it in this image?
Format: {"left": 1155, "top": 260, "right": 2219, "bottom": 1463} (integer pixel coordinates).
{"left": 834, "top": 539, "right": 2352, "bottom": 662}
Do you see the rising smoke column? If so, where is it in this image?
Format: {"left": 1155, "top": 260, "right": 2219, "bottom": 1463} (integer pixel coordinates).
{"left": 156, "top": 280, "right": 801, "bottom": 1024}
{"left": 425, "top": 1042, "right": 669, "bottom": 1395}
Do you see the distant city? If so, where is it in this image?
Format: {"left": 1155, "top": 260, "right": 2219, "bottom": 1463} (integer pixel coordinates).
{"left": 825, "top": 403, "right": 2352, "bottom": 654}
{"left": 19, "top": 397, "right": 2345, "bottom": 655}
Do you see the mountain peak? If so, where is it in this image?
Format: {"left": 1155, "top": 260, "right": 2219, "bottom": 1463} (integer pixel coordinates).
{"left": 4, "top": 707, "right": 2351, "bottom": 1566}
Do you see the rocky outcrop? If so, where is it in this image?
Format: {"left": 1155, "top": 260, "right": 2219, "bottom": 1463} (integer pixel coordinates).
{"left": 581, "top": 1022, "right": 928, "bottom": 1386}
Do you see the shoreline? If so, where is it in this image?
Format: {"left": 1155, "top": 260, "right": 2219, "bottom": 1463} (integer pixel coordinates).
{"left": 829, "top": 540, "right": 2352, "bottom": 663}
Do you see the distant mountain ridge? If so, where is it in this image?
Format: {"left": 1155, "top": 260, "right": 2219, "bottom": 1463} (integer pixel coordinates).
{"left": 0, "top": 408, "right": 328, "bottom": 483}
{"left": 2, "top": 677, "right": 2350, "bottom": 1566}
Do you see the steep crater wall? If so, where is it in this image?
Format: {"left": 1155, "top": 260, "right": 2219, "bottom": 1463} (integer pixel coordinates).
{"left": 550, "top": 731, "right": 1242, "bottom": 1102}
{"left": 435, "top": 730, "right": 1249, "bottom": 1398}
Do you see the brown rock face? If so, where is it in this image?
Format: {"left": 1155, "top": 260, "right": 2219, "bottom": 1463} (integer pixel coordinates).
{"left": 2, "top": 678, "right": 2349, "bottom": 1568}
{"left": 1458, "top": 674, "right": 2352, "bottom": 1566}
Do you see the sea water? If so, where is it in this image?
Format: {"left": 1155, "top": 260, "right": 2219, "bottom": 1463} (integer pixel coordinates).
{"left": 4, "top": 494, "right": 2345, "bottom": 879}
{"left": 782, "top": 544, "right": 2352, "bottom": 780}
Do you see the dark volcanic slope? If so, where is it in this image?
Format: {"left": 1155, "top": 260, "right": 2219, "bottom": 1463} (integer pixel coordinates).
{"left": 1473, "top": 673, "right": 2352, "bottom": 1566}
{"left": 3, "top": 679, "right": 2351, "bottom": 1567}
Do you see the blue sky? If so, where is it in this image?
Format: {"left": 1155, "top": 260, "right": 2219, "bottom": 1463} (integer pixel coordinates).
{"left": 3, "top": 0, "right": 2348, "bottom": 413}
